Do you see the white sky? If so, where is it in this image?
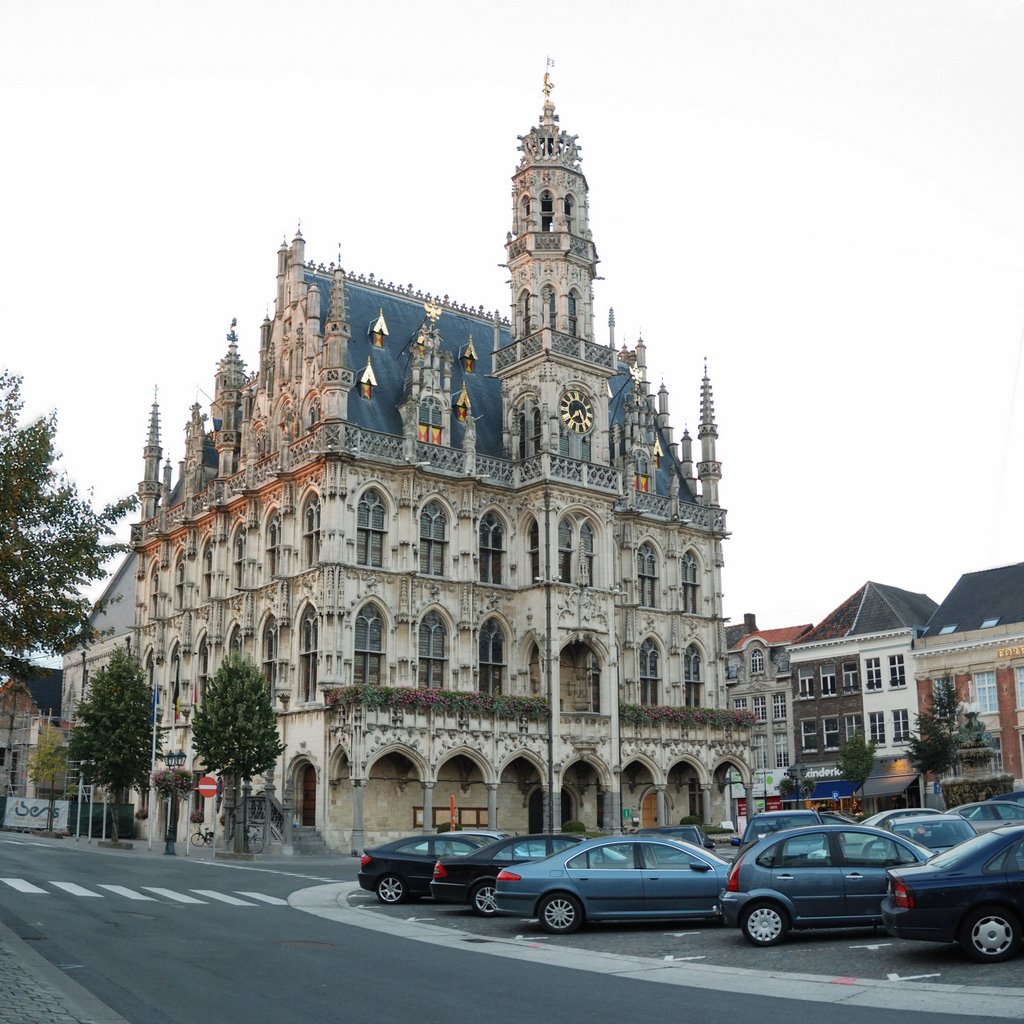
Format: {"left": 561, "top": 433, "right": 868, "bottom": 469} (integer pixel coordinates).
{"left": 3, "top": 0, "right": 1024, "bottom": 632}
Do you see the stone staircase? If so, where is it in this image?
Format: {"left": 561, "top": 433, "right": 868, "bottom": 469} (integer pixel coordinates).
{"left": 288, "top": 825, "right": 331, "bottom": 855}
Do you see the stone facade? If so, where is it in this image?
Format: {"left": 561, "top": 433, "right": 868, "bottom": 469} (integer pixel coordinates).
{"left": 64, "top": 81, "right": 753, "bottom": 852}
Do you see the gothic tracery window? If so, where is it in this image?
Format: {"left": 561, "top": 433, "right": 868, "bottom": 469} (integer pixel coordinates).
{"left": 639, "top": 638, "right": 660, "bottom": 705}
{"left": 637, "top": 543, "right": 657, "bottom": 607}
{"left": 299, "top": 605, "right": 318, "bottom": 702}
{"left": 478, "top": 619, "right": 505, "bottom": 696}
{"left": 303, "top": 496, "right": 321, "bottom": 567}
{"left": 357, "top": 489, "right": 387, "bottom": 568}
{"left": 479, "top": 512, "right": 504, "bottom": 584}
{"left": 419, "top": 501, "right": 447, "bottom": 576}
{"left": 263, "top": 615, "right": 279, "bottom": 689}
{"left": 354, "top": 603, "right": 384, "bottom": 686}
{"left": 681, "top": 551, "right": 699, "bottom": 614}
{"left": 266, "top": 514, "right": 281, "bottom": 578}
{"left": 418, "top": 611, "right": 447, "bottom": 689}
{"left": 684, "top": 644, "right": 702, "bottom": 707}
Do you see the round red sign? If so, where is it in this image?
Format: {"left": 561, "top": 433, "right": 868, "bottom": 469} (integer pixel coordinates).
{"left": 197, "top": 775, "right": 218, "bottom": 798}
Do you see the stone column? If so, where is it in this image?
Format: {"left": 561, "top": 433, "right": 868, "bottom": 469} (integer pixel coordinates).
{"left": 701, "top": 784, "right": 712, "bottom": 825}
{"left": 610, "top": 771, "right": 623, "bottom": 833}
{"left": 655, "top": 785, "right": 666, "bottom": 826}
{"left": 486, "top": 783, "right": 498, "bottom": 830}
{"left": 350, "top": 780, "right": 365, "bottom": 855}
{"left": 421, "top": 782, "right": 434, "bottom": 834}
{"left": 282, "top": 789, "right": 294, "bottom": 856}
{"left": 743, "top": 785, "right": 754, "bottom": 822}
{"left": 263, "top": 768, "right": 275, "bottom": 851}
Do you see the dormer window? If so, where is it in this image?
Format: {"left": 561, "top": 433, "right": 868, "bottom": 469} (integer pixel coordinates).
{"left": 634, "top": 453, "right": 650, "bottom": 493}
{"left": 453, "top": 383, "right": 471, "bottom": 423}
{"left": 369, "top": 308, "right": 388, "bottom": 347}
{"left": 750, "top": 648, "right": 764, "bottom": 674}
{"left": 359, "top": 356, "right": 377, "bottom": 400}
{"left": 418, "top": 400, "right": 442, "bottom": 445}
{"left": 460, "top": 335, "right": 477, "bottom": 373}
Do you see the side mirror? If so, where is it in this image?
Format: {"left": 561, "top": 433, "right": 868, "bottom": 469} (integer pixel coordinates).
{"left": 690, "top": 862, "right": 712, "bottom": 872}
{"left": 730, "top": 836, "right": 741, "bottom": 847}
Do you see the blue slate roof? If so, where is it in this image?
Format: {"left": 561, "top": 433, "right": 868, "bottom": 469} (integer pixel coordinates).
{"left": 922, "top": 562, "right": 1024, "bottom": 638}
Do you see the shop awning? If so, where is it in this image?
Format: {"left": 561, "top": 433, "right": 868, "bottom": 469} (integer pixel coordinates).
{"left": 809, "top": 779, "right": 859, "bottom": 800}
{"left": 860, "top": 773, "right": 918, "bottom": 798}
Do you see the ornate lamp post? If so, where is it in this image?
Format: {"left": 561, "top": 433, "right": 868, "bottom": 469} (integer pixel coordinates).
{"left": 163, "top": 750, "right": 187, "bottom": 855}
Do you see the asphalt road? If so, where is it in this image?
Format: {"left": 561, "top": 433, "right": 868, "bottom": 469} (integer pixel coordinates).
{"left": 0, "top": 834, "right": 1013, "bottom": 1024}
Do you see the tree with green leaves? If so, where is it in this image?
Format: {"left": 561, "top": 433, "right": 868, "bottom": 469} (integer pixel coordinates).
{"left": 191, "top": 655, "right": 283, "bottom": 853}
{"left": 67, "top": 648, "right": 155, "bottom": 842}
{"left": 906, "top": 675, "right": 962, "bottom": 777}
{"left": 0, "top": 370, "right": 135, "bottom": 680}
{"left": 27, "top": 724, "right": 68, "bottom": 831}
{"left": 837, "top": 731, "right": 877, "bottom": 801}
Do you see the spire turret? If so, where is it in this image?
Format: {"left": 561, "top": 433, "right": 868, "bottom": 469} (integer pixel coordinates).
{"left": 139, "top": 390, "right": 162, "bottom": 519}
{"left": 698, "top": 365, "right": 721, "bottom": 506}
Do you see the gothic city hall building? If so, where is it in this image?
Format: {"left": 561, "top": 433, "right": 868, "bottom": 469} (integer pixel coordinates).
{"left": 65, "top": 81, "right": 753, "bottom": 853}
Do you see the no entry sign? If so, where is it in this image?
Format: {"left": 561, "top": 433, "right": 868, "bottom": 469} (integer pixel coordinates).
{"left": 197, "top": 776, "right": 218, "bottom": 798}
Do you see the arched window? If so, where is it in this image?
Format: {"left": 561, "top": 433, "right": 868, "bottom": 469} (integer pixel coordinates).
{"left": 354, "top": 603, "right": 384, "bottom": 685}
{"left": 634, "top": 452, "right": 651, "bottom": 493}
{"left": 527, "top": 518, "right": 540, "bottom": 582}
{"left": 418, "top": 611, "right": 447, "bottom": 689}
{"left": 419, "top": 501, "right": 447, "bottom": 576}
{"left": 299, "top": 606, "right": 318, "bottom": 702}
{"left": 517, "top": 401, "right": 543, "bottom": 459}
{"left": 521, "top": 291, "right": 532, "bottom": 334}
{"left": 201, "top": 542, "right": 213, "bottom": 601}
{"left": 637, "top": 543, "right": 657, "bottom": 607}
{"left": 750, "top": 648, "right": 765, "bottom": 674}
{"left": 557, "top": 518, "right": 573, "bottom": 583}
{"left": 266, "top": 514, "right": 281, "bottom": 578}
{"left": 681, "top": 552, "right": 699, "bottom": 614}
{"left": 544, "top": 286, "right": 556, "bottom": 330}
{"left": 564, "top": 194, "right": 574, "bottom": 232}
{"left": 519, "top": 194, "right": 531, "bottom": 234}
{"left": 303, "top": 497, "right": 321, "bottom": 567}
{"left": 479, "top": 513, "right": 504, "bottom": 585}
{"left": 263, "top": 615, "right": 279, "bottom": 689}
{"left": 579, "top": 521, "right": 594, "bottom": 586}
{"left": 307, "top": 402, "right": 320, "bottom": 431}
{"left": 684, "top": 644, "right": 702, "bottom": 707}
{"left": 149, "top": 569, "right": 159, "bottom": 620}
{"left": 639, "top": 638, "right": 660, "bottom": 705}
{"left": 228, "top": 624, "right": 243, "bottom": 657}
{"left": 478, "top": 619, "right": 505, "bottom": 696}
{"left": 196, "top": 636, "right": 210, "bottom": 707}
{"left": 357, "top": 489, "right": 387, "bottom": 568}
{"left": 567, "top": 291, "right": 578, "bottom": 336}
{"left": 174, "top": 555, "right": 186, "bottom": 610}
{"left": 233, "top": 527, "right": 246, "bottom": 588}
{"left": 541, "top": 189, "right": 554, "bottom": 231}
{"left": 418, "top": 399, "right": 442, "bottom": 445}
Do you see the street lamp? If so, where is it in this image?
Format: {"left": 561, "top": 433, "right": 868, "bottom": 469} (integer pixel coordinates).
{"left": 163, "top": 750, "right": 186, "bottom": 855}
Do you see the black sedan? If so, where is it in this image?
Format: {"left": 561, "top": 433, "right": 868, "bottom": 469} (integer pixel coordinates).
{"left": 882, "top": 824, "right": 1024, "bottom": 962}
{"left": 359, "top": 833, "right": 493, "bottom": 903}
{"left": 431, "top": 833, "right": 585, "bottom": 915}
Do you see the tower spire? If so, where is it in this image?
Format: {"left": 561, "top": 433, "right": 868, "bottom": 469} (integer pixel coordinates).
{"left": 698, "top": 362, "right": 721, "bottom": 507}
{"left": 139, "top": 389, "right": 162, "bottom": 520}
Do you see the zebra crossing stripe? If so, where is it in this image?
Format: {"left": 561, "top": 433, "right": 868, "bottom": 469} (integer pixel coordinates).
{"left": 97, "top": 885, "right": 158, "bottom": 901}
{"left": 190, "top": 890, "right": 257, "bottom": 906}
{"left": 141, "top": 887, "right": 207, "bottom": 904}
{"left": 1, "top": 878, "right": 47, "bottom": 893}
{"left": 49, "top": 882, "right": 102, "bottom": 897}
{"left": 234, "top": 892, "right": 288, "bottom": 905}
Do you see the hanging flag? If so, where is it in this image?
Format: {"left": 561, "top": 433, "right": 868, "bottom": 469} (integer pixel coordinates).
{"left": 173, "top": 676, "right": 181, "bottom": 722}
{"left": 151, "top": 684, "right": 158, "bottom": 725}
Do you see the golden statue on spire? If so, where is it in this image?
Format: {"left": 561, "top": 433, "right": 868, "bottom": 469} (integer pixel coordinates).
{"left": 543, "top": 57, "right": 555, "bottom": 100}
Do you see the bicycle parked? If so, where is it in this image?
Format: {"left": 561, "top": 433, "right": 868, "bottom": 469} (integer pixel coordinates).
{"left": 190, "top": 827, "right": 215, "bottom": 847}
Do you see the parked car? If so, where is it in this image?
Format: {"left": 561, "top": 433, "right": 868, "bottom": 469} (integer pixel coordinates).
{"left": 988, "top": 791, "right": 1024, "bottom": 806}
{"left": 636, "top": 824, "right": 717, "bottom": 850}
{"left": 951, "top": 801, "right": 1024, "bottom": 834}
{"left": 431, "top": 832, "right": 584, "bottom": 915}
{"left": 885, "top": 813, "right": 977, "bottom": 853}
{"left": 720, "top": 824, "right": 932, "bottom": 946}
{"left": 859, "top": 807, "right": 942, "bottom": 830}
{"left": 729, "top": 809, "right": 822, "bottom": 848}
{"left": 435, "top": 829, "right": 510, "bottom": 841}
{"left": 818, "top": 810, "right": 857, "bottom": 825}
{"left": 882, "top": 825, "right": 1024, "bottom": 962}
{"left": 493, "top": 834, "right": 730, "bottom": 934}
{"left": 359, "top": 834, "right": 492, "bottom": 903}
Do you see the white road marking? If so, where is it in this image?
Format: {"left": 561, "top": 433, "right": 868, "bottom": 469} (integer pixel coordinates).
{"left": 663, "top": 955, "right": 707, "bottom": 961}
{"left": 190, "top": 890, "right": 257, "bottom": 906}
{"left": 849, "top": 942, "right": 892, "bottom": 950}
{"left": 97, "top": 886, "right": 158, "bottom": 901}
{"left": 887, "top": 972, "right": 941, "bottom": 981}
{"left": 49, "top": 882, "right": 102, "bottom": 897}
{"left": 141, "top": 887, "right": 207, "bottom": 904}
{"left": 235, "top": 891, "right": 289, "bottom": 905}
{"left": 1, "top": 878, "right": 47, "bottom": 893}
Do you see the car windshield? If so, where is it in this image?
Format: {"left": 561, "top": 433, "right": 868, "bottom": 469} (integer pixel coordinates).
{"left": 743, "top": 816, "right": 813, "bottom": 842}
{"left": 924, "top": 830, "right": 1006, "bottom": 869}
{"left": 891, "top": 819, "right": 974, "bottom": 847}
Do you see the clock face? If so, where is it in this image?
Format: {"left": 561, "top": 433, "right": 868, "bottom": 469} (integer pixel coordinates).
{"left": 559, "top": 389, "right": 594, "bottom": 434}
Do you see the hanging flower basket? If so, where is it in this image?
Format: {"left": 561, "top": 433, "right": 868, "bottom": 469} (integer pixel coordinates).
{"left": 135, "top": 808, "right": 149, "bottom": 821}
{"left": 190, "top": 808, "right": 205, "bottom": 824}
{"left": 152, "top": 767, "right": 193, "bottom": 798}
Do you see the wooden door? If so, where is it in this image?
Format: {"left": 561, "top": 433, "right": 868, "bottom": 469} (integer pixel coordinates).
{"left": 301, "top": 765, "right": 317, "bottom": 826}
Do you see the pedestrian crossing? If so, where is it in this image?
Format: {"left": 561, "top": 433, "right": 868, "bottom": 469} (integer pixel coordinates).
{"left": 0, "top": 878, "right": 289, "bottom": 907}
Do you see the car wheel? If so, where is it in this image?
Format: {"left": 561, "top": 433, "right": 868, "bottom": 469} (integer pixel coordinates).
{"left": 740, "top": 901, "right": 789, "bottom": 947}
{"left": 470, "top": 880, "right": 498, "bottom": 916}
{"left": 375, "top": 874, "right": 407, "bottom": 904}
{"left": 959, "top": 906, "right": 1022, "bottom": 963}
{"left": 538, "top": 893, "right": 584, "bottom": 934}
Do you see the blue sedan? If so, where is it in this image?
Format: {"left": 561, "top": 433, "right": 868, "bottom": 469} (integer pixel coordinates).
{"left": 493, "top": 834, "right": 729, "bottom": 934}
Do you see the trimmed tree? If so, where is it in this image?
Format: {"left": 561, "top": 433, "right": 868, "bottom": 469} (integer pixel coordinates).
{"left": 837, "top": 732, "right": 877, "bottom": 805}
{"left": 67, "top": 648, "right": 154, "bottom": 842}
{"left": 27, "top": 724, "right": 68, "bottom": 831}
{"left": 191, "top": 655, "right": 283, "bottom": 853}
{"left": 0, "top": 370, "right": 135, "bottom": 680}
{"left": 906, "top": 675, "right": 962, "bottom": 779}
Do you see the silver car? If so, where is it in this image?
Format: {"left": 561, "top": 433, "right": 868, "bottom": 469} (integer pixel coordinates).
{"left": 952, "top": 801, "right": 1024, "bottom": 834}
{"left": 720, "top": 824, "right": 931, "bottom": 946}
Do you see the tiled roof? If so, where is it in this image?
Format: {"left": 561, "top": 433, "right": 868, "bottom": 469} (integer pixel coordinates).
{"left": 797, "top": 582, "right": 937, "bottom": 644}
{"left": 728, "top": 624, "right": 813, "bottom": 651}
{"left": 922, "top": 562, "right": 1024, "bottom": 638}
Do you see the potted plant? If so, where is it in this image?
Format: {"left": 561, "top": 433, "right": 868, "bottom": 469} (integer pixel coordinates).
{"left": 151, "top": 767, "right": 193, "bottom": 798}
